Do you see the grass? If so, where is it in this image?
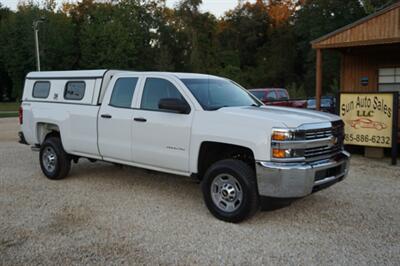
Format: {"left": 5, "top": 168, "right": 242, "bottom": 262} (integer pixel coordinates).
{"left": 0, "top": 102, "right": 19, "bottom": 118}
{"left": 0, "top": 102, "right": 20, "bottom": 112}
{"left": 0, "top": 112, "right": 18, "bottom": 118}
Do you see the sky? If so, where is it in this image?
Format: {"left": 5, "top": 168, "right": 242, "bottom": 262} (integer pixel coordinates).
{"left": 1, "top": 0, "right": 255, "bottom": 17}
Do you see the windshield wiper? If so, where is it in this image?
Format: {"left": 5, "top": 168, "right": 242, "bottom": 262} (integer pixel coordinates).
{"left": 208, "top": 105, "right": 228, "bottom": 111}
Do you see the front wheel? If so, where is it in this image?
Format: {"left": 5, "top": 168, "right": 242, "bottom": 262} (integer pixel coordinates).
{"left": 39, "top": 136, "right": 71, "bottom": 180}
{"left": 201, "top": 159, "right": 259, "bottom": 223}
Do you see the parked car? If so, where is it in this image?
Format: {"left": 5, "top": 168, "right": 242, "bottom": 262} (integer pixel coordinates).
{"left": 19, "top": 70, "right": 350, "bottom": 222}
{"left": 307, "top": 96, "right": 337, "bottom": 114}
{"left": 249, "top": 88, "right": 307, "bottom": 108}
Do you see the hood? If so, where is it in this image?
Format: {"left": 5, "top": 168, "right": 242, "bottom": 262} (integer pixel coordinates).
{"left": 218, "top": 106, "right": 340, "bottom": 128}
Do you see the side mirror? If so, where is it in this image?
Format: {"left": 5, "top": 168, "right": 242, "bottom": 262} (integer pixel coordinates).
{"left": 158, "top": 98, "right": 190, "bottom": 114}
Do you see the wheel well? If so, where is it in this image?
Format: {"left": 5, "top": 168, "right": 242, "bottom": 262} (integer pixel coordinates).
{"left": 197, "top": 142, "right": 255, "bottom": 179}
{"left": 36, "top": 123, "right": 60, "bottom": 144}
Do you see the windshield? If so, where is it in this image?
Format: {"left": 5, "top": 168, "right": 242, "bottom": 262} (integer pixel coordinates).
{"left": 181, "top": 78, "right": 261, "bottom": 110}
{"left": 308, "top": 98, "right": 332, "bottom": 108}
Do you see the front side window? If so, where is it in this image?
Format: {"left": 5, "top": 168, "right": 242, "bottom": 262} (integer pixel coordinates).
{"left": 250, "top": 91, "right": 266, "bottom": 100}
{"left": 32, "top": 81, "right": 50, "bottom": 98}
{"left": 181, "top": 78, "right": 261, "bottom": 110}
{"left": 64, "top": 81, "right": 86, "bottom": 100}
{"left": 141, "top": 78, "right": 186, "bottom": 111}
{"left": 109, "top": 78, "right": 138, "bottom": 108}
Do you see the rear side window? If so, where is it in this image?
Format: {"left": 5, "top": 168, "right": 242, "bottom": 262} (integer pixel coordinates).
{"left": 32, "top": 81, "right": 50, "bottom": 98}
{"left": 266, "top": 91, "right": 277, "bottom": 100}
{"left": 109, "top": 78, "right": 138, "bottom": 108}
{"left": 277, "top": 90, "right": 289, "bottom": 100}
{"left": 64, "top": 81, "right": 86, "bottom": 100}
{"left": 141, "top": 78, "right": 186, "bottom": 111}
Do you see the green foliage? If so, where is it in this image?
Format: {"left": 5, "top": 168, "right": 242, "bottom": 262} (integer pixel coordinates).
{"left": 286, "top": 82, "right": 307, "bottom": 99}
{"left": 0, "top": 0, "right": 373, "bottom": 100}
{"left": 361, "top": 0, "right": 396, "bottom": 14}
{"left": 0, "top": 102, "right": 19, "bottom": 111}
{"left": 0, "top": 102, "right": 19, "bottom": 118}
{"left": 294, "top": 0, "right": 366, "bottom": 96}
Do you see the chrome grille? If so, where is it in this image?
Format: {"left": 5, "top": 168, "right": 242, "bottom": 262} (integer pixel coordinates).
{"left": 304, "top": 128, "right": 332, "bottom": 140}
{"left": 304, "top": 121, "right": 344, "bottom": 161}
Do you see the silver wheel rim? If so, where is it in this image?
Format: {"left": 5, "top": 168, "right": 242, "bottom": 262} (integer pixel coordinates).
{"left": 210, "top": 173, "right": 243, "bottom": 213}
{"left": 42, "top": 146, "right": 57, "bottom": 173}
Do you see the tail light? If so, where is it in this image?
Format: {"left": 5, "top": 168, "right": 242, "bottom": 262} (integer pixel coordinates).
{"left": 19, "top": 106, "right": 23, "bottom": 124}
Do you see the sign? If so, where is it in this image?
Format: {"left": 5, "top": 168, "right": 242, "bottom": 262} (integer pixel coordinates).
{"left": 339, "top": 93, "right": 396, "bottom": 148}
{"left": 360, "top": 77, "right": 369, "bottom": 86}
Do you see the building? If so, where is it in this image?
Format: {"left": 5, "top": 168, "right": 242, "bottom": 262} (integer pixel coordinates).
{"left": 311, "top": 2, "right": 400, "bottom": 144}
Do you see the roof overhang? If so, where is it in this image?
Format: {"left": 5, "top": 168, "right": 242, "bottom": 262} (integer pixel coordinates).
{"left": 311, "top": 2, "right": 400, "bottom": 49}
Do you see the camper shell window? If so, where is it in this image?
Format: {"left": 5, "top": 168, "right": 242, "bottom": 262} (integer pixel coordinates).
{"left": 32, "top": 81, "right": 50, "bottom": 98}
{"left": 64, "top": 81, "right": 86, "bottom": 100}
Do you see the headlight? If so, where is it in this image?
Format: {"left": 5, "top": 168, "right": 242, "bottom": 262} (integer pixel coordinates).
{"left": 271, "top": 130, "right": 295, "bottom": 141}
{"left": 271, "top": 128, "right": 305, "bottom": 160}
{"left": 272, "top": 130, "right": 291, "bottom": 141}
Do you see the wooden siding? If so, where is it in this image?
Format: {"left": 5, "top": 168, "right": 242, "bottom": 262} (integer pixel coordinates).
{"left": 340, "top": 45, "right": 400, "bottom": 92}
{"left": 340, "top": 44, "right": 400, "bottom": 142}
{"left": 313, "top": 4, "right": 400, "bottom": 49}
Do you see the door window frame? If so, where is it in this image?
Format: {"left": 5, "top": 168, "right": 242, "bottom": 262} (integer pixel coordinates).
{"left": 103, "top": 74, "right": 142, "bottom": 109}
{"left": 136, "top": 76, "right": 194, "bottom": 114}
{"left": 108, "top": 77, "right": 141, "bottom": 109}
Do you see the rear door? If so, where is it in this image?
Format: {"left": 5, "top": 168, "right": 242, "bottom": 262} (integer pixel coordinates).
{"left": 98, "top": 75, "right": 141, "bottom": 162}
{"left": 131, "top": 75, "right": 194, "bottom": 172}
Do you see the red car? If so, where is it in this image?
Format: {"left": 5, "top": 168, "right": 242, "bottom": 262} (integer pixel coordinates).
{"left": 349, "top": 118, "right": 387, "bottom": 130}
{"left": 249, "top": 88, "right": 307, "bottom": 108}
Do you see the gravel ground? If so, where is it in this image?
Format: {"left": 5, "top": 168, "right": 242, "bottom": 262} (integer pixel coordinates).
{"left": 1, "top": 117, "right": 399, "bottom": 265}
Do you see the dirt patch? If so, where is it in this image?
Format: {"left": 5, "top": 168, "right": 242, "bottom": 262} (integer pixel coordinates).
{"left": 41, "top": 205, "right": 95, "bottom": 235}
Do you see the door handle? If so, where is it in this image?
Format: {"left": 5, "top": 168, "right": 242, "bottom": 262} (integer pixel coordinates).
{"left": 134, "top": 117, "right": 147, "bottom": 122}
{"left": 101, "top": 114, "right": 112, "bottom": 119}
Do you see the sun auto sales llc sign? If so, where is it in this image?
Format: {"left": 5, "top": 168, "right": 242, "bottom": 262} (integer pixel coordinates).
{"left": 340, "top": 92, "right": 396, "bottom": 148}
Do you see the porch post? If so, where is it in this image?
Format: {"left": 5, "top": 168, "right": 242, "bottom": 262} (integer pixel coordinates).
{"left": 316, "top": 48, "right": 323, "bottom": 111}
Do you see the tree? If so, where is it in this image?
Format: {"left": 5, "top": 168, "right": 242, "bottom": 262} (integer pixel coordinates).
{"left": 0, "top": 0, "right": 385, "bottom": 99}
{"left": 63, "top": 0, "right": 156, "bottom": 70}
{"left": 0, "top": 2, "right": 78, "bottom": 99}
{"left": 0, "top": 4, "right": 13, "bottom": 100}
{"left": 361, "top": 0, "right": 397, "bottom": 14}
{"left": 294, "top": 0, "right": 366, "bottom": 95}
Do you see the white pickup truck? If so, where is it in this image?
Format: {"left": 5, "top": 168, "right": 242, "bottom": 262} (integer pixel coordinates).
{"left": 19, "top": 70, "right": 350, "bottom": 222}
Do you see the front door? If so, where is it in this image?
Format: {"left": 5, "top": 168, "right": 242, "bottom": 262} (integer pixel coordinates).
{"left": 98, "top": 76, "right": 140, "bottom": 162}
{"left": 132, "top": 77, "right": 193, "bottom": 172}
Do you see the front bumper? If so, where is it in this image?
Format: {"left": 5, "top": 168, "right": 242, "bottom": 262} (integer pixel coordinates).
{"left": 256, "top": 151, "right": 350, "bottom": 198}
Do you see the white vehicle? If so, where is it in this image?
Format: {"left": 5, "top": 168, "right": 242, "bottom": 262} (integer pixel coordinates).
{"left": 19, "top": 70, "right": 350, "bottom": 222}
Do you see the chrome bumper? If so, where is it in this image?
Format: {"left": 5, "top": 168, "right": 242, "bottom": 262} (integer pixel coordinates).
{"left": 256, "top": 151, "right": 350, "bottom": 198}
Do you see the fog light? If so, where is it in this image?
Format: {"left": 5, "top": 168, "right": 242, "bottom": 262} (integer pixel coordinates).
{"left": 272, "top": 148, "right": 304, "bottom": 159}
{"left": 272, "top": 149, "right": 287, "bottom": 158}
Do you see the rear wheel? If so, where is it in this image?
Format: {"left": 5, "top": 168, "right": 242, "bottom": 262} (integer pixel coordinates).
{"left": 201, "top": 159, "right": 259, "bottom": 223}
{"left": 39, "top": 137, "right": 71, "bottom": 180}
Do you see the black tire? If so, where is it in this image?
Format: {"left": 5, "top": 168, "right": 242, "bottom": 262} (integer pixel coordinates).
{"left": 201, "top": 159, "right": 259, "bottom": 223}
{"left": 39, "top": 136, "right": 71, "bottom": 180}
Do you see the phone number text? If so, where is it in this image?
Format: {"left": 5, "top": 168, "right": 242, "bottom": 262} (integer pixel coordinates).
{"left": 345, "top": 133, "right": 391, "bottom": 145}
